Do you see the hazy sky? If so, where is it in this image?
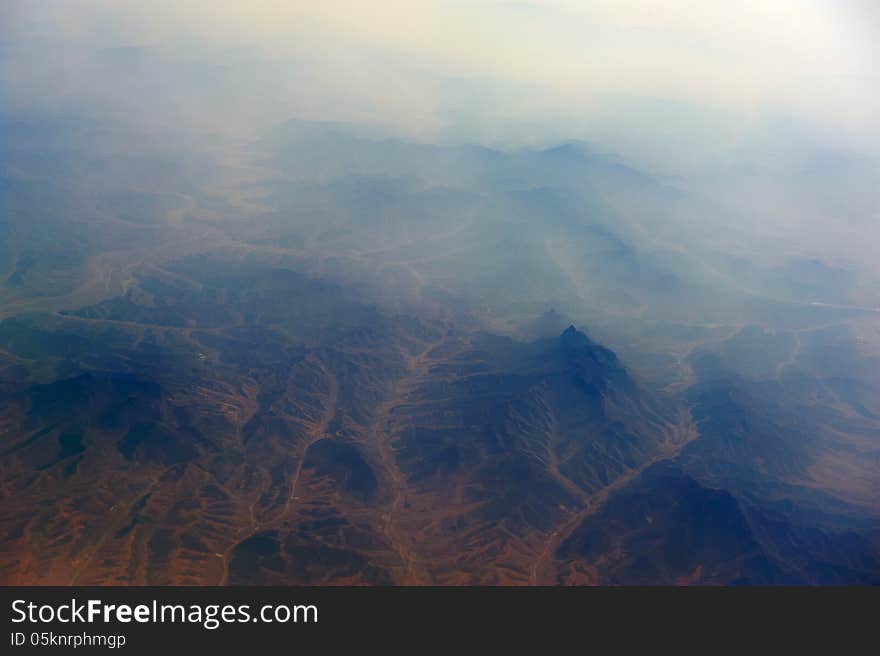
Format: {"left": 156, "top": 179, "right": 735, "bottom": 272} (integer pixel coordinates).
{"left": 2, "top": 0, "right": 878, "bottom": 170}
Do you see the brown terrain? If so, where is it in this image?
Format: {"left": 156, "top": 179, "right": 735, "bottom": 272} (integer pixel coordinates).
{"left": 1, "top": 121, "right": 878, "bottom": 586}
{"left": 1, "top": 253, "right": 877, "bottom": 585}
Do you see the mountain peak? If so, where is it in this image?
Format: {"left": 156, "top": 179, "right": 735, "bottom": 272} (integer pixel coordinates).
{"left": 560, "top": 324, "right": 589, "bottom": 348}
{"left": 541, "top": 141, "right": 594, "bottom": 160}
{"left": 557, "top": 325, "right": 623, "bottom": 373}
